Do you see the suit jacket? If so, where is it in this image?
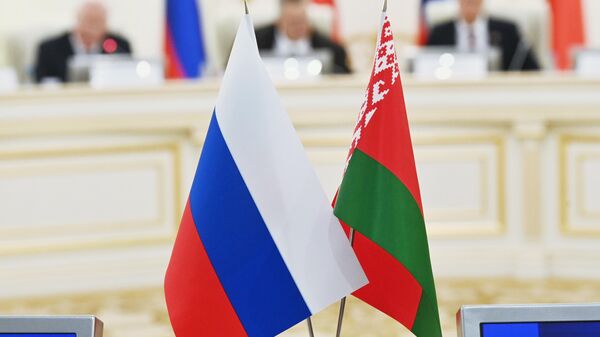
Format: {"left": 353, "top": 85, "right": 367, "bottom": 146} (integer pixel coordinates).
{"left": 255, "top": 24, "right": 351, "bottom": 74}
{"left": 34, "top": 32, "right": 132, "bottom": 83}
{"left": 426, "top": 17, "right": 540, "bottom": 71}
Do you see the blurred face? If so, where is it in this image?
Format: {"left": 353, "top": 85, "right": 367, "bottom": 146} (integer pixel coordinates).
{"left": 74, "top": 2, "right": 108, "bottom": 49}
{"left": 278, "top": 2, "right": 311, "bottom": 41}
{"left": 459, "top": 0, "right": 483, "bottom": 24}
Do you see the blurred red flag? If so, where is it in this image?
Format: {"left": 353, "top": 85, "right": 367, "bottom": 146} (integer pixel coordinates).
{"left": 311, "top": 0, "right": 341, "bottom": 41}
{"left": 549, "top": 0, "right": 586, "bottom": 70}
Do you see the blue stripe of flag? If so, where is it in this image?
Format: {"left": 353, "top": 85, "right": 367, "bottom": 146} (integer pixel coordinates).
{"left": 166, "top": 0, "right": 206, "bottom": 78}
{"left": 189, "top": 112, "right": 312, "bottom": 337}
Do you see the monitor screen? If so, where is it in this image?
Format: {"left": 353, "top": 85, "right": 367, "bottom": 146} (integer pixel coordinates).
{"left": 0, "top": 316, "right": 101, "bottom": 337}
{"left": 0, "top": 333, "right": 77, "bottom": 337}
{"left": 481, "top": 321, "right": 600, "bottom": 337}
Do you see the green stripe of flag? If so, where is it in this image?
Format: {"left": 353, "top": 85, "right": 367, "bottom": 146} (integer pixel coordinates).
{"left": 334, "top": 149, "right": 442, "bottom": 337}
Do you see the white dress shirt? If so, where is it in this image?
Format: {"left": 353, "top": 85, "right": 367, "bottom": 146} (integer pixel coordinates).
{"left": 455, "top": 17, "right": 489, "bottom": 53}
{"left": 273, "top": 30, "right": 313, "bottom": 57}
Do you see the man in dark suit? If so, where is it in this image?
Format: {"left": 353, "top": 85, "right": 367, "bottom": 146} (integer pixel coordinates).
{"left": 255, "top": 0, "right": 351, "bottom": 74}
{"left": 34, "top": 1, "right": 132, "bottom": 83}
{"left": 426, "top": 0, "right": 540, "bottom": 71}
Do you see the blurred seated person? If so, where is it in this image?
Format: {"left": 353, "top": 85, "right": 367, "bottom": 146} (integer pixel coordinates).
{"left": 255, "top": 0, "right": 351, "bottom": 74}
{"left": 426, "top": 0, "right": 540, "bottom": 71}
{"left": 34, "top": 1, "right": 132, "bottom": 83}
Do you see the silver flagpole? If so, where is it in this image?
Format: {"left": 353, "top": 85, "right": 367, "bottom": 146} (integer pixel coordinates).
{"left": 334, "top": 229, "right": 355, "bottom": 337}
{"left": 335, "top": 2, "right": 388, "bottom": 335}
{"left": 307, "top": 317, "right": 315, "bottom": 337}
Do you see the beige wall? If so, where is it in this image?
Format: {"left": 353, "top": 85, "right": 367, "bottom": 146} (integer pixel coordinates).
{"left": 2, "top": 76, "right": 600, "bottom": 336}
{"left": 584, "top": 0, "right": 600, "bottom": 47}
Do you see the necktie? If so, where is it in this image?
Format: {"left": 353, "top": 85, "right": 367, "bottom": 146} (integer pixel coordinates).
{"left": 468, "top": 25, "right": 476, "bottom": 52}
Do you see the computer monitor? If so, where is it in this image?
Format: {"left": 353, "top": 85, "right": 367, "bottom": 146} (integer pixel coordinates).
{"left": 0, "top": 67, "right": 18, "bottom": 93}
{"left": 574, "top": 49, "right": 600, "bottom": 78}
{"left": 412, "top": 47, "right": 501, "bottom": 80}
{"left": 260, "top": 50, "right": 333, "bottom": 81}
{"left": 457, "top": 304, "right": 600, "bottom": 337}
{"left": 0, "top": 316, "right": 103, "bottom": 337}
{"left": 68, "top": 54, "right": 132, "bottom": 83}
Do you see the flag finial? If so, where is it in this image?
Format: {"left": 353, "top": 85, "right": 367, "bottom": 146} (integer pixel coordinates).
{"left": 383, "top": 0, "right": 387, "bottom": 12}
{"left": 244, "top": 0, "right": 249, "bottom": 14}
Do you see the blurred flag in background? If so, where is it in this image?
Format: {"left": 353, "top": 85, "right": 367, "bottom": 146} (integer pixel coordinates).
{"left": 417, "top": 0, "right": 445, "bottom": 45}
{"left": 165, "top": 0, "right": 207, "bottom": 78}
{"left": 311, "top": 0, "right": 341, "bottom": 41}
{"left": 549, "top": 0, "right": 586, "bottom": 70}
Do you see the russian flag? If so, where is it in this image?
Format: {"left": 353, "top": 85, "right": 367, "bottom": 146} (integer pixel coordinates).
{"left": 165, "top": 0, "right": 206, "bottom": 78}
{"left": 164, "top": 14, "right": 367, "bottom": 337}
{"left": 417, "top": 0, "right": 444, "bottom": 45}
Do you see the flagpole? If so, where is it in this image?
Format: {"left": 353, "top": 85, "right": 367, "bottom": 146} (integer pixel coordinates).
{"left": 307, "top": 317, "right": 315, "bottom": 337}
{"left": 334, "top": 2, "right": 387, "bottom": 335}
{"left": 334, "top": 229, "right": 355, "bottom": 337}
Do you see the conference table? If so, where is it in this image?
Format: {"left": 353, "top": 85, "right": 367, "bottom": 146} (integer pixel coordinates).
{"left": 1, "top": 73, "right": 600, "bottom": 305}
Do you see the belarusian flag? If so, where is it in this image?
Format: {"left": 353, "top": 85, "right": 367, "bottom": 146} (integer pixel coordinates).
{"left": 333, "top": 10, "right": 442, "bottom": 337}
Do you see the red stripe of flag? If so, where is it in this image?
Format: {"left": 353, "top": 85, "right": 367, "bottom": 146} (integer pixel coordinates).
{"left": 549, "top": 0, "right": 586, "bottom": 70}
{"left": 165, "top": 28, "right": 185, "bottom": 79}
{"left": 334, "top": 189, "right": 424, "bottom": 328}
{"left": 346, "top": 228, "right": 424, "bottom": 328}
{"left": 164, "top": 201, "right": 248, "bottom": 337}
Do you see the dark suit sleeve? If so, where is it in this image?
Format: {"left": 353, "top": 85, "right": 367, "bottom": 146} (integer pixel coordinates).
{"left": 426, "top": 26, "right": 445, "bottom": 46}
{"left": 119, "top": 39, "right": 132, "bottom": 54}
{"left": 254, "top": 25, "right": 276, "bottom": 51}
{"left": 426, "top": 22, "right": 455, "bottom": 46}
{"left": 34, "top": 42, "right": 53, "bottom": 83}
{"left": 504, "top": 24, "right": 540, "bottom": 71}
{"left": 331, "top": 43, "right": 351, "bottom": 74}
{"left": 109, "top": 34, "right": 132, "bottom": 55}
{"left": 515, "top": 28, "right": 540, "bottom": 71}
{"left": 309, "top": 32, "right": 352, "bottom": 74}
{"left": 521, "top": 49, "right": 540, "bottom": 71}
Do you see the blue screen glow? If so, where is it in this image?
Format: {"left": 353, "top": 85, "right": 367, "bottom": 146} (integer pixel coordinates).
{"left": 481, "top": 322, "right": 539, "bottom": 337}
{"left": 482, "top": 321, "right": 600, "bottom": 337}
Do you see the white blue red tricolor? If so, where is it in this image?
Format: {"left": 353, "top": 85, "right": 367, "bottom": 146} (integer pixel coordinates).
{"left": 165, "top": 0, "right": 206, "bottom": 78}
{"left": 164, "top": 15, "right": 367, "bottom": 337}
{"left": 417, "top": 0, "right": 444, "bottom": 45}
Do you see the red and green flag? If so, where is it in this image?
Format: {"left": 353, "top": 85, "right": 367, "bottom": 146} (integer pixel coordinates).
{"left": 333, "top": 12, "right": 442, "bottom": 337}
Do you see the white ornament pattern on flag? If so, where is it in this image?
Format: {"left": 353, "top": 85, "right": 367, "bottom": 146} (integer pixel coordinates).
{"left": 346, "top": 16, "right": 400, "bottom": 167}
